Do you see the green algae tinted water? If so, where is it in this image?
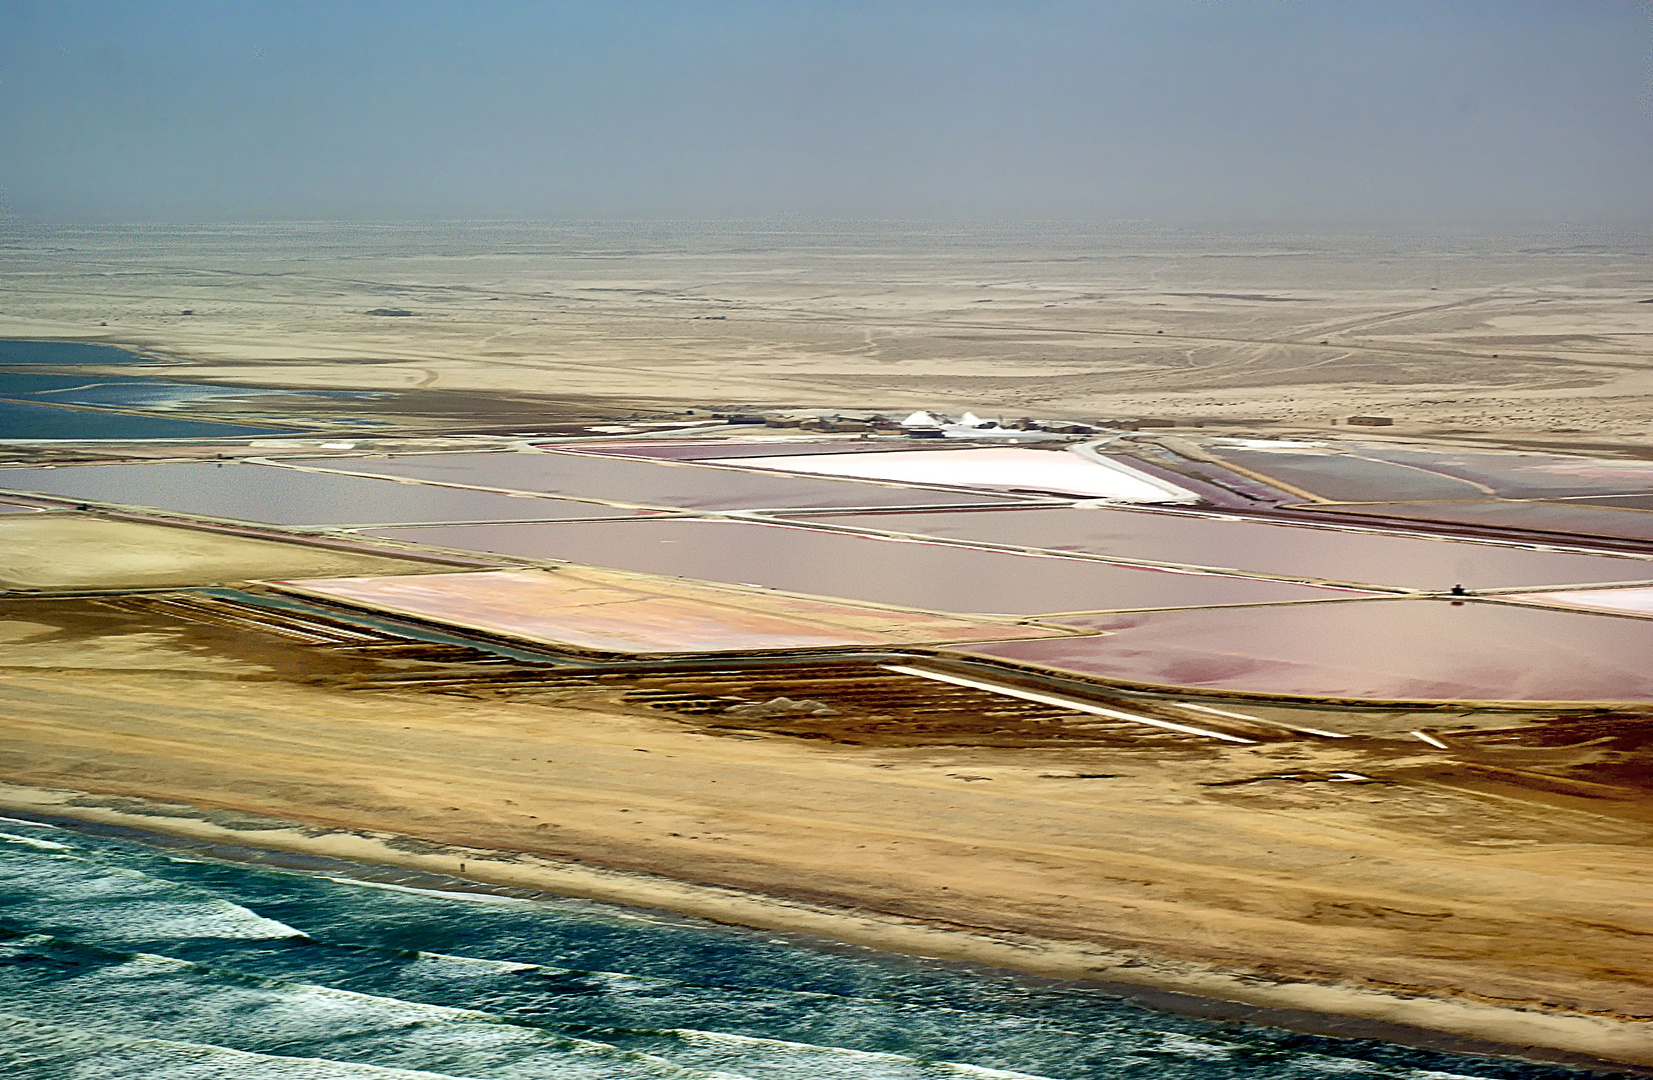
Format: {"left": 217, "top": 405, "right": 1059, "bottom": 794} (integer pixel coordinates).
{"left": 0, "top": 818, "right": 1622, "bottom": 1080}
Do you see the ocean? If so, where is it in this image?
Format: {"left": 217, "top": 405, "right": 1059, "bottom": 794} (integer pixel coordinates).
{"left": 0, "top": 816, "right": 1620, "bottom": 1080}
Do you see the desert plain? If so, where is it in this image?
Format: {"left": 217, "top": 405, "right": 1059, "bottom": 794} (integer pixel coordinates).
{"left": 3, "top": 221, "right": 1653, "bottom": 440}
{"left": 3, "top": 221, "right": 1653, "bottom": 1069}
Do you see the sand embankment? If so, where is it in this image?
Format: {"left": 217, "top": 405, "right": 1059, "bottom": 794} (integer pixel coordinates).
{"left": 0, "top": 628, "right": 1649, "bottom": 1066}
{"left": 0, "top": 514, "right": 462, "bottom": 591}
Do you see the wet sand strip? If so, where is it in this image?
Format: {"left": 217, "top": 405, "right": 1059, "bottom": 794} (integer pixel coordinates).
{"left": 1, "top": 792, "right": 1645, "bottom": 1076}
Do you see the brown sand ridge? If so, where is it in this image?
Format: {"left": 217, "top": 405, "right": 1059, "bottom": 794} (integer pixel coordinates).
{"left": 0, "top": 595, "right": 1649, "bottom": 1065}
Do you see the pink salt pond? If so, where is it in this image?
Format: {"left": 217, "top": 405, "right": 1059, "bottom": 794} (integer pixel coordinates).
{"left": 1499, "top": 585, "right": 1653, "bottom": 619}
{"left": 358, "top": 518, "right": 1367, "bottom": 616}
{"left": 298, "top": 451, "right": 1020, "bottom": 511}
{"left": 0, "top": 461, "right": 642, "bottom": 527}
{"left": 270, "top": 567, "right": 1069, "bottom": 655}
{"left": 782, "top": 506, "right": 1653, "bottom": 590}
{"left": 952, "top": 598, "right": 1653, "bottom": 703}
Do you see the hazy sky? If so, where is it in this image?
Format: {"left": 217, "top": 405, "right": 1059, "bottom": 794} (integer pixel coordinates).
{"left": 2, "top": 1, "right": 1650, "bottom": 225}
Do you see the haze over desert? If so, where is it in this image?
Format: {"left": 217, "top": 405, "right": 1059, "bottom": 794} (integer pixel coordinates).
{"left": 6, "top": 222, "right": 1653, "bottom": 442}
{"left": 4, "top": 3, "right": 1653, "bottom": 1078}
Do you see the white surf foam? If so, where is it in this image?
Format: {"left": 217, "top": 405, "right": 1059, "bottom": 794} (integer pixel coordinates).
{"left": 323, "top": 877, "right": 533, "bottom": 905}
{"left": 402, "top": 952, "right": 540, "bottom": 977}
{"left": 14, "top": 951, "right": 734, "bottom": 1080}
{"left": 1149, "top": 1030, "right": 1234, "bottom": 1061}
{"left": 669, "top": 1028, "right": 1063, "bottom": 1080}
{"left": 0, "top": 1011, "right": 488, "bottom": 1079}
{"left": 0, "top": 831, "right": 74, "bottom": 852}
{"left": 0, "top": 815, "right": 62, "bottom": 829}
{"left": 1285, "top": 1053, "right": 1490, "bottom": 1080}
{"left": 0, "top": 848, "right": 303, "bottom": 941}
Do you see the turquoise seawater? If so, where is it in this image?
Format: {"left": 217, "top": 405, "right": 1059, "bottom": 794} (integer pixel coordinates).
{"left": 0, "top": 399, "right": 293, "bottom": 440}
{"left": 0, "top": 817, "right": 1621, "bottom": 1080}
{"left": 0, "top": 341, "right": 158, "bottom": 365}
{"left": 0, "top": 340, "right": 323, "bottom": 439}
{"left": 0, "top": 363, "right": 296, "bottom": 440}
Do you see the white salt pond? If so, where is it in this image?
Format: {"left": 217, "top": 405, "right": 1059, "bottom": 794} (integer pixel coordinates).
{"left": 705, "top": 447, "right": 1197, "bottom": 502}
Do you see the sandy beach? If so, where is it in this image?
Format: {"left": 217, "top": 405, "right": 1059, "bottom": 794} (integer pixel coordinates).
{"left": 1, "top": 599, "right": 1649, "bottom": 1066}
{"left": 3, "top": 785, "right": 1647, "bottom": 1073}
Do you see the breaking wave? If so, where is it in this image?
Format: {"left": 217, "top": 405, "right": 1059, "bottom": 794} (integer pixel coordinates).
{"left": 0, "top": 836, "right": 303, "bottom": 943}
{"left": 0, "top": 814, "right": 1606, "bottom": 1080}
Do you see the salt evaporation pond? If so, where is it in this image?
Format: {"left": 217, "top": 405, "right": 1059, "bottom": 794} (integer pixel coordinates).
{"left": 275, "top": 567, "right": 1059, "bottom": 654}
{"left": 704, "top": 446, "right": 1197, "bottom": 501}
{"left": 1500, "top": 584, "right": 1653, "bottom": 619}
{"left": 301, "top": 451, "right": 1028, "bottom": 511}
{"left": 957, "top": 598, "right": 1653, "bottom": 702}
{"left": 570, "top": 438, "right": 965, "bottom": 460}
{"left": 1209, "top": 442, "right": 1653, "bottom": 503}
{"left": 361, "top": 517, "right": 1366, "bottom": 615}
{"left": 783, "top": 507, "right": 1653, "bottom": 590}
{"left": 1207, "top": 447, "right": 1490, "bottom": 502}
{"left": 1354, "top": 446, "right": 1653, "bottom": 499}
{"left": 1309, "top": 500, "right": 1653, "bottom": 543}
{"left": 1559, "top": 494, "right": 1653, "bottom": 511}
{"left": 0, "top": 461, "right": 652, "bottom": 526}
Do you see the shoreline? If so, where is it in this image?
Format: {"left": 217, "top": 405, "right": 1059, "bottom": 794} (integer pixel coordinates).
{"left": 3, "top": 781, "right": 1647, "bottom": 1075}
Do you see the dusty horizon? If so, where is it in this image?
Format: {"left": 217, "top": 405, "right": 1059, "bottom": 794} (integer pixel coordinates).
{"left": 6, "top": 220, "right": 1652, "bottom": 443}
